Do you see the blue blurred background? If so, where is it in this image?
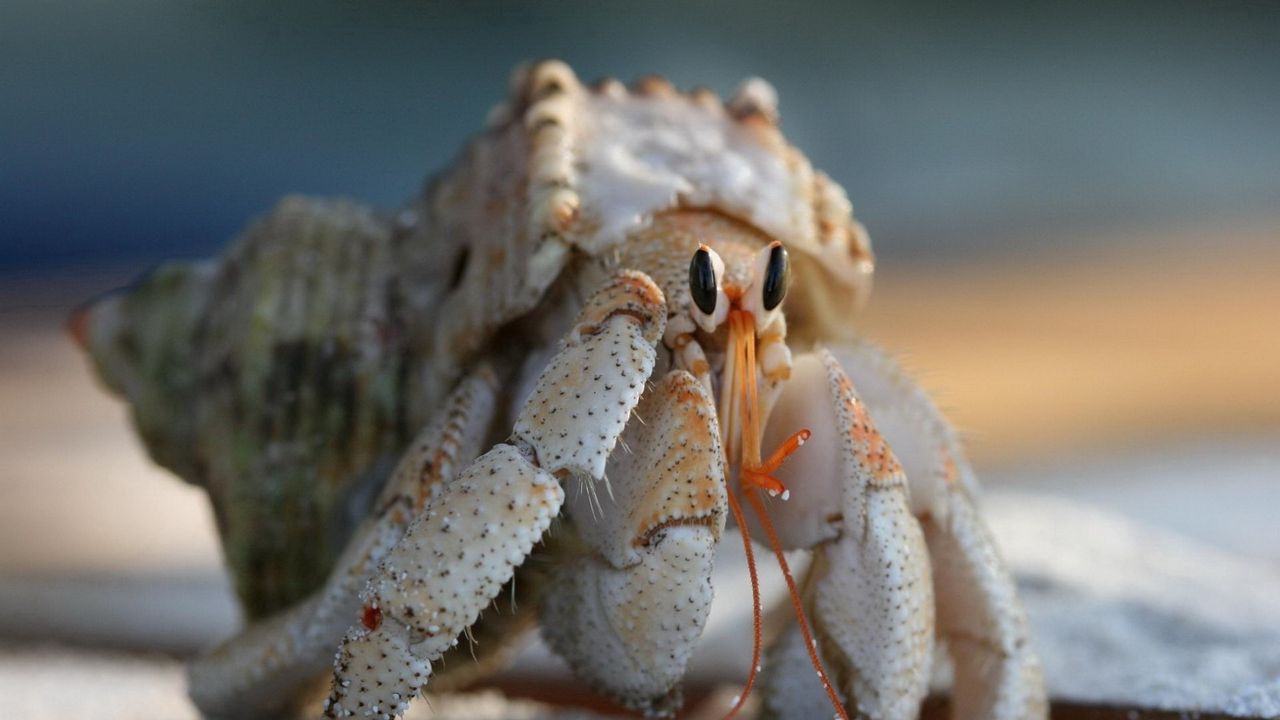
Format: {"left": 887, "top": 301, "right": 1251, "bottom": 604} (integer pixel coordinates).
{"left": 3, "top": 0, "right": 1277, "bottom": 272}
{"left": 2, "top": 4, "right": 1279, "bottom": 716}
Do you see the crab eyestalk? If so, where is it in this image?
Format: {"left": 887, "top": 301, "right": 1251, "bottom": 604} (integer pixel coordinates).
{"left": 718, "top": 309, "right": 848, "bottom": 720}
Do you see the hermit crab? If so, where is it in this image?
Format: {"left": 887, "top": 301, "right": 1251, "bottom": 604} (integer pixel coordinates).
{"left": 73, "top": 60, "right": 1047, "bottom": 719}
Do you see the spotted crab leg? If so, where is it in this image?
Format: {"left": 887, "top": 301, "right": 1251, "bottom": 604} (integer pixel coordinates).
{"left": 187, "top": 366, "right": 502, "bottom": 718}
{"left": 830, "top": 339, "right": 1047, "bottom": 720}
{"left": 752, "top": 350, "right": 934, "bottom": 720}
{"left": 541, "top": 369, "right": 727, "bottom": 718}
{"left": 322, "top": 270, "right": 667, "bottom": 719}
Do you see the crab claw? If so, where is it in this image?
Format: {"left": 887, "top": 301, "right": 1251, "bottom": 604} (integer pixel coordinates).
{"left": 543, "top": 370, "right": 727, "bottom": 717}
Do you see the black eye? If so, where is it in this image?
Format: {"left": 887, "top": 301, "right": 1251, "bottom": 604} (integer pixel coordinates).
{"left": 688, "top": 246, "right": 718, "bottom": 316}
{"left": 761, "top": 242, "right": 789, "bottom": 311}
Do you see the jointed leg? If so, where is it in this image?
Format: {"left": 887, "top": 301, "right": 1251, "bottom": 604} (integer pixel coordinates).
{"left": 188, "top": 367, "right": 502, "bottom": 718}
{"left": 831, "top": 339, "right": 1047, "bottom": 720}
{"left": 323, "top": 445, "right": 563, "bottom": 718}
{"left": 323, "top": 270, "right": 668, "bottom": 719}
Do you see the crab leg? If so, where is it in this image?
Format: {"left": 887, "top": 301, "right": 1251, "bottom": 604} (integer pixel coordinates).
{"left": 188, "top": 366, "right": 502, "bottom": 718}
{"left": 323, "top": 270, "right": 668, "bottom": 719}
{"left": 830, "top": 340, "right": 1047, "bottom": 720}
{"left": 753, "top": 350, "right": 934, "bottom": 720}
{"left": 541, "top": 370, "right": 726, "bottom": 718}
{"left": 920, "top": 481, "right": 1048, "bottom": 720}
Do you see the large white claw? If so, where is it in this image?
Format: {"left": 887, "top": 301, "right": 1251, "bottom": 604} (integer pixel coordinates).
{"left": 544, "top": 371, "right": 726, "bottom": 717}
{"left": 542, "top": 524, "right": 717, "bottom": 718}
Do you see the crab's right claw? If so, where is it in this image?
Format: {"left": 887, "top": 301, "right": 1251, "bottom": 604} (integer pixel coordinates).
{"left": 542, "top": 370, "right": 727, "bottom": 717}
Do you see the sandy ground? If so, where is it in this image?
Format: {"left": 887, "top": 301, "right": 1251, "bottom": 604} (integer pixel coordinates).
{"left": 0, "top": 214, "right": 1277, "bottom": 716}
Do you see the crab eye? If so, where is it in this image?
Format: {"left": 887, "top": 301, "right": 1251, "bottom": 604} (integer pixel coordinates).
{"left": 761, "top": 242, "right": 789, "bottom": 311}
{"left": 688, "top": 245, "right": 719, "bottom": 316}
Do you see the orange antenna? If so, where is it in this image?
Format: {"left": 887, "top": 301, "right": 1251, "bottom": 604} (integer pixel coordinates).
{"left": 745, "top": 490, "right": 848, "bottom": 719}
{"left": 720, "top": 310, "right": 849, "bottom": 720}
{"left": 722, "top": 311, "right": 762, "bottom": 720}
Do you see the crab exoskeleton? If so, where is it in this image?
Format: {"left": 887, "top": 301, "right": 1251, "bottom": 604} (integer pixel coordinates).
{"left": 74, "top": 60, "right": 1047, "bottom": 719}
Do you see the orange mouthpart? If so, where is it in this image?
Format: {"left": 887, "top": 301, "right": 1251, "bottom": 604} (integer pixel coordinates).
{"left": 720, "top": 311, "right": 847, "bottom": 720}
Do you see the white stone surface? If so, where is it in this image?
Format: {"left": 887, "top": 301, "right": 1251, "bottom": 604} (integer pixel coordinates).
{"left": 988, "top": 493, "right": 1280, "bottom": 717}
{"left": 4, "top": 490, "right": 1280, "bottom": 717}
{"left": 0, "top": 645, "right": 608, "bottom": 720}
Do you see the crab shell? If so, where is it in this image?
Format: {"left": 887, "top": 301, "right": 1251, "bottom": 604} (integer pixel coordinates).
{"left": 77, "top": 61, "right": 877, "bottom": 625}
{"left": 410, "top": 60, "right": 876, "bottom": 408}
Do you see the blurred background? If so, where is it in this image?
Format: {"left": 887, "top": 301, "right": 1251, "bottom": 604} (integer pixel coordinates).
{"left": 1, "top": 1, "right": 1277, "bottom": 717}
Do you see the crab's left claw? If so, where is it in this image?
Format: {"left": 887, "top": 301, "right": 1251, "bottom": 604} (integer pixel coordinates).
{"left": 543, "top": 370, "right": 727, "bottom": 717}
